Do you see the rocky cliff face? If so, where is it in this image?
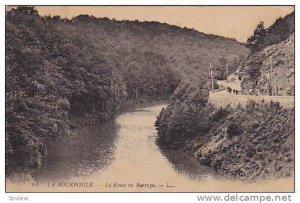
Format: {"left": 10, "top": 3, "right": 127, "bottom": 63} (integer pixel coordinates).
{"left": 240, "top": 11, "right": 294, "bottom": 96}
{"left": 241, "top": 33, "right": 294, "bottom": 96}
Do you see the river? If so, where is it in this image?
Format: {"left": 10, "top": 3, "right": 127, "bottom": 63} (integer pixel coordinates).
{"left": 6, "top": 104, "right": 294, "bottom": 192}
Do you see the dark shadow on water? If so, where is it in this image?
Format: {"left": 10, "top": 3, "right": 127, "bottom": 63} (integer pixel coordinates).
{"left": 157, "top": 140, "right": 222, "bottom": 180}
{"left": 37, "top": 120, "right": 118, "bottom": 182}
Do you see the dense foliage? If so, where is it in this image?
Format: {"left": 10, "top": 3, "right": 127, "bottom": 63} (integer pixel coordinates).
{"left": 245, "top": 22, "right": 266, "bottom": 53}
{"left": 5, "top": 7, "right": 248, "bottom": 178}
{"left": 241, "top": 11, "right": 295, "bottom": 96}
{"left": 155, "top": 99, "right": 294, "bottom": 180}
{"left": 6, "top": 7, "right": 125, "bottom": 178}
{"left": 155, "top": 101, "right": 227, "bottom": 144}
{"left": 198, "top": 103, "right": 294, "bottom": 180}
{"left": 246, "top": 12, "right": 294, "bottom": 52}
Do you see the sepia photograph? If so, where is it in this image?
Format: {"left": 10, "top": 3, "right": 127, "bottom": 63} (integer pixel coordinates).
{"left": 5, "top": 5, "right": 295, "bottom": 193}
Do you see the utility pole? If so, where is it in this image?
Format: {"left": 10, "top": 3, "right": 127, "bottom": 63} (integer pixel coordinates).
{"left": 210, "top": 63, "right": 214, "bottom": 92}
{"left": 135, "top": 87, "right": 138, "bottom": 99}
{"left": 226, "top": 63, "right": 229, "bottom": 88}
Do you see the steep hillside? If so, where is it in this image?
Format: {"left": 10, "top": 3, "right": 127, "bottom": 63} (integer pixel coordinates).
{"left": 194, "top": 104, "right": 294, "bottom": 181}
{"left": 241, "top": 33, "right": 294, "bottom": 96}
{"left": 241, "top": 11, "right": 294, "bottom": 96}
{"left": 155, "top": 11, "right": 295, "bottom": 181}
{"left": 5, "top": 7, "right": 248, "bottom": 179}
{"left": 245, "top": 11, "right": 294, "bottom": 52}
{"left": 156, "top": 101, "right": 294, "bottom": 180}
{"left": 69, "top": 14, "right": 249, "bottom": 102}
{"left": 266, "top": 11, "right": 294, "bottom": 46}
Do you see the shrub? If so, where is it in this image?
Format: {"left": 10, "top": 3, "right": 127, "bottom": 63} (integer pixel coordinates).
{"left": 269, "top": 100, "right": 281, "bottom": 110}
{"left": 245, "top": 99, "right": 257, "bottom": 113}
{"left": 227, "top": 122, "right": 243, "bottom": 138}
{"left": 211, "top": 107, "right": 229, "bottom": 122}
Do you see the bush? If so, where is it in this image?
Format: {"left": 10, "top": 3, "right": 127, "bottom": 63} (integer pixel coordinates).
{"left": 269, "top": 100, "right": 281, "bottom": 110}
{"left": 245, "top": 99, "right": 257, "bottom": 113}
{"left": 226, "top": 122, "right": 243, "bottom": 138}
{"left": 211, "top": 107, "right": 229, "bottom": 122}
{"left": 155, "top": 101, "right": 214, "bottom": 143}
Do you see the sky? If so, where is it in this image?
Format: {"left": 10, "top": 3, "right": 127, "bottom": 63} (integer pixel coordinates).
{"left": 35, "top": 6, "right": 294, "bottom": 42}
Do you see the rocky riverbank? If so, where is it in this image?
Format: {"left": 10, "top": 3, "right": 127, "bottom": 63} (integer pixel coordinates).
{"left": 155, "top": 101, "right": 294, "bottom": 181}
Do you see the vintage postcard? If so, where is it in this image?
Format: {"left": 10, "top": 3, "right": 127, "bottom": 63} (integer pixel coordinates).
{"left": 5, "top": 5, "right": 295, "bottom": 192}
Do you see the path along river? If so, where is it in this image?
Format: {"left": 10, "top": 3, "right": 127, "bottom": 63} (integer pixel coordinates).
{"left": 6, "top": 104, "right": 293, "bottom": 192}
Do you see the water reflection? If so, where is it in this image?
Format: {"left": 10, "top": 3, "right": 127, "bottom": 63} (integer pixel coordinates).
{"left": 37, "top": 120, "right": 118, "bottom": 181}
{"left": 7, "top": 104, "right": 294, "bottom": 192}
{"left": 158, "top": 146, "right": 221, "bottom": 180}
{"left": 38, "top": 104, "right": 218, "bottom": 184}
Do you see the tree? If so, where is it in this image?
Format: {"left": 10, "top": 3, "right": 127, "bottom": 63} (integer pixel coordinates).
{"left": 246, "top": 22, "right": 266, "bottom": 52}
{"left": 218, "top": 57, "right": 228, "bottom": 67}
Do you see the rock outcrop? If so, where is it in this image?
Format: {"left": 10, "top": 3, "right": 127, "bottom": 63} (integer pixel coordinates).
{"left": 241, "top": 33, "right": 294, "bottom": 96}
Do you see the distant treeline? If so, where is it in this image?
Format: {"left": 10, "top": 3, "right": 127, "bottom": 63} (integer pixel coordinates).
{"left": 5, "top": 6, "right": 248, "bottom": 178}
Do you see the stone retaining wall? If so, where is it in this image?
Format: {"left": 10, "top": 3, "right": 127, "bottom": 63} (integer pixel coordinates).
{"left": 208, "top": 91, "right": 294, "bottom": 108}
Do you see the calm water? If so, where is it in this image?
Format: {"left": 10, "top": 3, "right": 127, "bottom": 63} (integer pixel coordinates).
{"left": 7, "top": 104, "right": 294, "bottom": 192}
{"left": 38, "top": 104, "right": 219, "bottom": 190}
